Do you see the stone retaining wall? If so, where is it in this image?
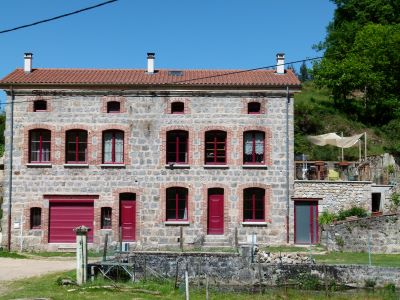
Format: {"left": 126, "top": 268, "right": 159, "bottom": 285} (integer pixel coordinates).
{"left": 128, "top": 251, "right": 400, "bottom": 287}
{"left": 320, "top": 214, "right": 400, "bottom": 253}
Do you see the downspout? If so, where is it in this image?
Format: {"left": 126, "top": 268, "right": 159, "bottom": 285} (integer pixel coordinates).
{"left": 286, "top": 86, "right": 290, "bottom": 244}
{"left": 7, "top": 86, "right": 15, "bottom": 251}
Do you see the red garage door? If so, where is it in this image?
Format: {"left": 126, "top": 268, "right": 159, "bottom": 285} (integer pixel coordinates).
{"left": 49, "top": 201, "right": 94, "bottom": 243}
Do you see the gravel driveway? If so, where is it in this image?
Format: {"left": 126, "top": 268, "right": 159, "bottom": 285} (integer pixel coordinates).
{"left": 0, "top": 257, "right": 76, "bottom": 281}
{"left": 0, "top": 257, "right": 78, "bottom": 296}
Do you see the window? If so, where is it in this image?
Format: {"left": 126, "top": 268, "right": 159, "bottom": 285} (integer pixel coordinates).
{"left": 30, "top": 207, "right": 41, "bottom": 229}
{"left": 205, "top": 131, "right": 227, "bottom": 164}
{"left": 243, "top": 188, "right": 265, "bottom": 221}
{"left": 33, "top": 100, "right": 47, "bottom": 112}
{"left": 107, "top": 101, "right": 121, "bottom": 113}
{"left": 243, "top": 131, "right": 265, "bottom": 164}
{"left": 29, "top": 129, "right": 51, "bottom": 163}
{"left": 166, "top": 130, "right": 188, "bottom": 164}
{"left": 102, "top": 130, "right": 124, "bottom": 164}
{"left": 101, "top": 207, "right": 112, "bottom": 229}
{"left": 66, "top": 130, "right": 88, "bottom": 163}
{"left": 248, "top": 102, "right": 261, "bottom": 114}
{"left": 171, "top": 102, "right": 184, "bottom": 114}
{"left": 166, "top": 187, "right": 188, "bottom": 221}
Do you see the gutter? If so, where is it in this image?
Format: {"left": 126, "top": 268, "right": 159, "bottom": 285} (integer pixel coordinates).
{"left": 286, "top": 86, "right": 290, "bottom": 243}
{"left": 7, "top": 86, "right": 14, "bottom": 251}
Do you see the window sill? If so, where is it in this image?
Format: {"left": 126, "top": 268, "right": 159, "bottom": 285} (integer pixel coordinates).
{"left": 100, "top": 164, "right": 126, "bottom": 168}
{"left": 241, "top": 222, "right": 268, "bottom": 226}
{"left": 100, "top": 228, "right": 112, "bottom": 230}
{"left": 27, "top": 163, "right": 52, "bottom": 168}
{"left": 164, "top": 221, "right": 190, "bottom": 226}
{"left": 203, "top": 165, "right": 229, "bottom": 169}
{"left": 164, "top": 164, "right": 190, "bottom": 169}
{"left": 64, "top": 163, "right": 89, "bottom": 168}
{"left": 242, "top": 165, "right": 268, "bottom": 169}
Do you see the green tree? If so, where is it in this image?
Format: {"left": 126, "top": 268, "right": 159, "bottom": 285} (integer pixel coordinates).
{"left": 313, "top": 0, "right": 400, "bottom": 125}
{"left": 299, "top": 61, "right": 310, "bottom": 82}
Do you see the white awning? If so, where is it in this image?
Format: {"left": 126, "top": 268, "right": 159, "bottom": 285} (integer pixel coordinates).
{"left": 307, "top": 133, "right": 364, "bottom": 148}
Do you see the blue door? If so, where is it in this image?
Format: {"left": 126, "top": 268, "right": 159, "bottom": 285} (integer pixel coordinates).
{"left": 295, "top": 201, "right": 318, "bottom": 244}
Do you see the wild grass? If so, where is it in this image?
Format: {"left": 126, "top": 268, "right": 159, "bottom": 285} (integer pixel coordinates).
{"left": 1, "top": 270, "right": 398, "bottom": 300}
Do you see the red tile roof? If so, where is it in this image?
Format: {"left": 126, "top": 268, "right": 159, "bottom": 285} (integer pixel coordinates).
{"left": 0, "top": 68, "right": 300, "bottom": 88}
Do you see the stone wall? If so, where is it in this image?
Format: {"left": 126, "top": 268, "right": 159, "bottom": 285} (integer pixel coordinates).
{"left": 321, "top": 214, "right": 400, "bottom": 253}
{"left": 293, "top": 180, "right": 372, "bottom": 213}
{"left": 1, "top": 90, "right": 295, "bottom": 251}
{"left": 125, "top": 251, "right": 400, "bottom": 287}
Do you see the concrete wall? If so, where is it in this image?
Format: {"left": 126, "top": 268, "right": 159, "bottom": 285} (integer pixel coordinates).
{"left": 321, "top": 213, "right": 400, "bottom": 253}
{"left": 1, "top": 90, "right": 294, "bottom": 251}
{"left": 127, "top": 251, "right": 400, "bottom": 287}
{"left": 293, "top": 180, "right": 372, "bottom": 213}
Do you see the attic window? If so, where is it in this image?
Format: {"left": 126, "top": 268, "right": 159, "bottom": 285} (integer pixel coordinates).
{"left": 248, "top": 102, "right": 261, "bottom": 114}
{"left": 107, "top": 101, "right": 120, "bottom": 113}
{"left": 168, "top": 70, "right": 183, "bottom": 76}
{"left": 33, "top": 100, "right": 47, "bottom": 112}
{"left": 171, "top": 102, "right": 184, "bottom": 114}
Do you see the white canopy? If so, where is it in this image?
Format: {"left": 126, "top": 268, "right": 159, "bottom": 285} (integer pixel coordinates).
{"left": 307, "top": 133, "right": 364, "bottom": 148}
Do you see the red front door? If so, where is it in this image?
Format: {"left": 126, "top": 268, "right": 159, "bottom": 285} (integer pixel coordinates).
{"left": 207, "top": 189, "right": 224, "bottom": 234}
{"left": 120, "top": 199, "right": 136, "bottom": 241}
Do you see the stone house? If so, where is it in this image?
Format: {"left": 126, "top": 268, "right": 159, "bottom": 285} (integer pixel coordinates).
{"left": 0, "top": 53, "right": 300, "bottom": 251}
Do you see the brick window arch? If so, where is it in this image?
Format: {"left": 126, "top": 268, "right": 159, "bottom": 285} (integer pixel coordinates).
{"left": 66, "top": 130, "right": 88, "bottom": 163}
{"left": 166, "top": 187, "right": 188, "bottom": 221}
{"left": 29, "top": 129, "right": 51, "bottom": 163}
{"left": 166, "top": 130, "right": 188, "bottom": 164}
{"left": 243, "top": 188, "right": 265, "bottom": 221}
{"left": 30, "top": 207, "right": 42, "bottom": 229}
{"left": 243, "top": 131, "right": 265, "bottom": 164}
{"left": 205, "top": 130, "right": 227, "bottom": 165}
{"left": 171, "top": 101, "right": 184, "bottom": 114}
{"left": 33, "top": 100, "right": 47, "bottom": 112}
{"left": 102, "top": 130, "right": 124, "bottom": 164}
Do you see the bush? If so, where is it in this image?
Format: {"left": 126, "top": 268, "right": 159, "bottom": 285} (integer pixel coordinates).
{"left": 336, "top": 206, "right": 368, "bottom": 221}
{"left": 319, "top": 211, "right": 336, "bottom": 225}
{"left": 384, "top": 283, "right": 396, "bottom": 293}
{"left": 364, "top": 278, "right": 376, "bottom": 289}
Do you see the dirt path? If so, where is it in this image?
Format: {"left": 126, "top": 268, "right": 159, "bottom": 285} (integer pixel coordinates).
{"left": 0, "top": 257, "right": 76, "bottom": 296}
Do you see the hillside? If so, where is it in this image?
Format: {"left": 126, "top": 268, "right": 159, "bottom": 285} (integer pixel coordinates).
{"left": 294, "top": 82, "right": 387, "bottom": 161}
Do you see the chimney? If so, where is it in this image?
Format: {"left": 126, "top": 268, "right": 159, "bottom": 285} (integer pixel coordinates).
{"left": 24, "top": 53, "right": 33, "bottom": 73}
{"left": 147, "top": 52, "right": 155, "bottom": 74}
{"left": 276, "top": 53, "right": 285, "bottom": 74}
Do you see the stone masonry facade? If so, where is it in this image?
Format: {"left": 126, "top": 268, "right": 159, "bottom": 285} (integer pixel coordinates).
{"left": 1, "top": 88, "right": 296, "bottom": 251}
{"left": 293, "top": 180, "right": 372, "bottom": 213}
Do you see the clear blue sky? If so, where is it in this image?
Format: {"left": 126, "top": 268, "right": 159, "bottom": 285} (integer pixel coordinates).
{"left": 0, "top": 0, "right": 335, "bottom": 105}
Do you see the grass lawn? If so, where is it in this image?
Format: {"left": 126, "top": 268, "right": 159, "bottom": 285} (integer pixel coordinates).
{"left": 0, "top": 251, "right": 27, "bottom": 259}
{"left": 0, "top": 270, "right": 397, "bottom": 300}
{"left": 314, "top": 252, "right": 400, "bottom": 267}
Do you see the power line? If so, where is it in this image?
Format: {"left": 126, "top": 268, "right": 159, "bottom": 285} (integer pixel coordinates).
{"left": 0, "top": 0, "right": 118, "bottom": 35}
{"left": 0, "top": 55, "right": 323, "bottom": 107}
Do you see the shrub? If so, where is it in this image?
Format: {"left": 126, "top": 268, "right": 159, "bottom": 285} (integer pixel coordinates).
{"left": 384, "top": 283, "right": 396, "bottom": 293}
{"left": 364, "top": 278, "right": 376, "bottom": 289}
{"left": 297, "top": 273, "right": 321, "bottom": 290}
{"left": 336, "top": 206, "right": 368, "bottom": 221}
{"left": 319, "top": 211, "right": 336, "bottom": 225}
